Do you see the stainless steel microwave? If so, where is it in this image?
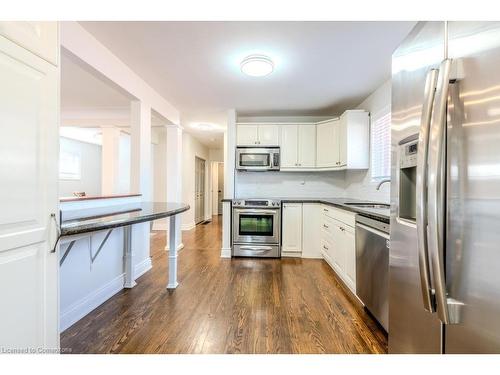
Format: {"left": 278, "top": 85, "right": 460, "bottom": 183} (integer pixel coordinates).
{"left": 235, "top": 147, "right": 280, "bottom": 171}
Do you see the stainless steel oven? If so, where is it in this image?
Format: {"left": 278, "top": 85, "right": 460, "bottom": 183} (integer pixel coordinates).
{"left": 232, "top": 199, "right": 281, "bottom": 257}
{"left": 235, "top": 147, "right": 280, "bottom": 171}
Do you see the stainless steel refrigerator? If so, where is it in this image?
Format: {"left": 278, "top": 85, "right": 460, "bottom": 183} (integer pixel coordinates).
{"left": 390, "top": 21, "right": 500, "bottom": 353}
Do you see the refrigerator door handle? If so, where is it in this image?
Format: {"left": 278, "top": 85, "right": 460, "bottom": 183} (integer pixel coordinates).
{"left": 428, "top": 58, "right": 459, "bottom": 324}
{"left": 416, "top": 68, "right": 439, "bottom": 313}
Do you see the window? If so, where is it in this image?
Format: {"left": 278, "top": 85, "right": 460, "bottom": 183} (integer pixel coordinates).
{"left": 59, "top": 150, "right": 81, "bottom": 180}
{"left": 371, "top": 107, "right": 391, "bottom": 180}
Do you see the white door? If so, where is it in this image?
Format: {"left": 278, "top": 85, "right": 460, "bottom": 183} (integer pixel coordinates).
{"left": 258, "top": 124, "right": 280, "bottom": 146}
{"left": 236, "top": 125, "right": 259, "bottom": 146}
{"left": 0, "top": 31, "right": 59, "bottom": 349}
{"left": 298, "top": 125, "right": 316, "bottom": 168}
{"left": 282, "top": 203, "right": 302, "bottom": 254}
{"left": 316, "top": 120, "right": 339, "bottom": 168}
{"left": 194, "top": 157, "right": 205, "bottom": 224}
{"left": 280, "top": 125, "right": 298, "bottom": 168}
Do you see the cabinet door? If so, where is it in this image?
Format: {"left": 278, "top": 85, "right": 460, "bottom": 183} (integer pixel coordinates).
{"left": 237, "top": 125, "right": 259, "bottom": 146}
{"left": 316, "top": 120, "right": 339, "bottom": 168}
{"left": 302, "top": 203, "right": 321, "bottom": 258}
{"left": 0, "top": 34, "right": 59, "bottom": 348}
{"left": 343, "top": 226, "right": 356, "bottom": 293}
{"left": 280, "top": 125, "right": 298, "bottom": 168}
{"left": 338, "top": 115, "right": 347, "bottom": 167}
{"left": 258, "top": 125, "right": 280, "bottom": 146}
{"left": 331, "top": 223, "right": 345, "bottom": 275}
{"left": 298, "top": 125, "right": 316, "bottom": 167}
{"left": 282, "top": 203, "right": 302, "bottom": 253}
{"left": 0, "top": 22, "right": 58, "bottom": 65}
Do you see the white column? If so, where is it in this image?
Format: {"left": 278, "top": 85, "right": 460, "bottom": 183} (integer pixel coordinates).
{"left": 101, "top": 127, "right": 121, "bottom": 195}
{"left": 221, "top": 109, "right": 236, "bottom": 257}
{"left": 166, "top": 125, "right": 183, "bottom": 252}
{"left": 130, "top": 100, "right": 152, "bottom": 199}
{"left": 224, "top": 109, "right": 236, "bottom": 199}
{"left": 130, "top": 100, "right": 152, "bottom": 281}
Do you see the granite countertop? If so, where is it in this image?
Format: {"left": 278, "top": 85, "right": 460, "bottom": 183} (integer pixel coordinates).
{"left": 60, "top": 202, "right": 190, "bottom": 236}
{"left": 223, "top": 197, "right": 390, "bottom": 222}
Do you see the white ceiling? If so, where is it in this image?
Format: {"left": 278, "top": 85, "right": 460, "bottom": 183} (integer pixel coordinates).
{"left": 77, "top": 21, "right": 416, "bottom": 148}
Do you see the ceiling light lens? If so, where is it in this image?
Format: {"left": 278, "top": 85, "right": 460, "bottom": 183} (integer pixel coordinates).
{"left": 240, "top": 55, "right": 274, "bottom": 77}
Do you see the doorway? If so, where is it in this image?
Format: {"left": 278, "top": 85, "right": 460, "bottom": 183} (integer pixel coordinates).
{"left": 195, "top": 156, "right": 206, "bottom": 224}
{"left": 217, "top": 163, "right": 224, "bottom": 214}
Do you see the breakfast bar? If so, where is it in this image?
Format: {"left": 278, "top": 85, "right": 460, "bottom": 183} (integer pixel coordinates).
{"left": 60, "top": 202, "right": 190, "bottom": 290}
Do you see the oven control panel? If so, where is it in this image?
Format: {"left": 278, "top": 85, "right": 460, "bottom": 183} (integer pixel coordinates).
{"left": 233, "top": 199, "right": 281, "bottom": 208}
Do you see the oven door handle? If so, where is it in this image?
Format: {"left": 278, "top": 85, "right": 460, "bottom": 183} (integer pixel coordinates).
{"left": 234, "top": 209, "right": 278, "bottom": 215}
{"left": 239, "top": 246, "right": 273, "bottom": 253}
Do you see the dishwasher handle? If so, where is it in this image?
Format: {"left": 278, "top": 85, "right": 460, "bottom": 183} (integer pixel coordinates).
{"left": 356, "top": 222, "right": 390, "bottom": 240}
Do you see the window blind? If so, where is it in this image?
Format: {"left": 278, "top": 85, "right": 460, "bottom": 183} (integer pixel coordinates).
{"left": 371, "top": 108, "right": 391, "bottom": 180}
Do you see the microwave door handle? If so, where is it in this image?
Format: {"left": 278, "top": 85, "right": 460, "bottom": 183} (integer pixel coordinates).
{"left": 428, "top": 58, "right": 460, "bottom": 324}
{"left": 416, "top": 68, "right": 439, "bottom": 313}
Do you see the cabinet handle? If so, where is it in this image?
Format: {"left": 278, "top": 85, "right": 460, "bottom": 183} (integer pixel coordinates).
{"left": 323, "top": 224, "right": 329, "bottom": 228}
{"left": 323, "top": 245, "right": 329, "bottom": 250}
{"left": 323, "top": 208, "right": 328, "bottom": 212}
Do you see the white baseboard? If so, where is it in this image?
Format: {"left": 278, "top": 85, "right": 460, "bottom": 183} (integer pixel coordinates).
{"left": 281, "top": 251, "right": 302, "bottom": 258}
{"left": 220, "top": 247, "right": 232, "bottom": 258}
{"left": 135, "top": 257, "right": 152, "bottom": 278}
{"left": 60, "top": 257, "right": 153, "bottom": 332}
{"left": 165, "top": 243, "right": 185, "bottom": 252}
{"left": 60, "top": 273, "right": 125, "bottom": 332}
{"left": 181, "top": 222, "right": 196, "bottom": 231}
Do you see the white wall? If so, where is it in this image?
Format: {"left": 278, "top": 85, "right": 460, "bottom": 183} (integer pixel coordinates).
{"left": 181, "top": 132, "right": 209, "bottom": 229}
{"left": 344, "top": 79, "right": 391, "bottom": 203}
{"left": 59, "top": 137, "right": 102, "bottom": 197}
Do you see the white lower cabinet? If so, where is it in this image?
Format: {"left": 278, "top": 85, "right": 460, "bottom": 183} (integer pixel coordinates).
{"left": 320, "top": 204, "right": 356, "bottom": 294}
{"left": 302, "top": 203, "right": 322, "bottom": 258}
{"left": 281, "top": 203, "right": 303, "bottom": 256}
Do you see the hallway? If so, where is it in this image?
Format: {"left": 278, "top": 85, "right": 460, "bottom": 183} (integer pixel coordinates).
{"left": 61, "top": 216, "right": 387, "bottom": 353}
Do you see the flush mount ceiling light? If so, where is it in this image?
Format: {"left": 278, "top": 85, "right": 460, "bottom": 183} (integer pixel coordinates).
{"left": 240, "top": 54, "right": 274, "bottom": 77}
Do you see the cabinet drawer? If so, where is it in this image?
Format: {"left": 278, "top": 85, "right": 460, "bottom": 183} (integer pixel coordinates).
{"left": 321, "top": 215, "right": 335, "bottom": 238}
{"left": 321, "top": 205, "right": 355, "bottom": 228}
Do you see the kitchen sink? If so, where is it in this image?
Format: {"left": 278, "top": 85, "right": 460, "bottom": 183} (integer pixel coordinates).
{"left": 343, "top": 202, "right": 390, "bottom": 209}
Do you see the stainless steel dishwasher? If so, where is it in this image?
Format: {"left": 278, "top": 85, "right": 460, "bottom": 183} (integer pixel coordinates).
{"left": 355, "top": 214, "right": 390, "bottom": 332}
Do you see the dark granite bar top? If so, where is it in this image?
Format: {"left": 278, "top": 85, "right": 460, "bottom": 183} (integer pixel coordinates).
{"left": 60, "top": 202, "right": 190, "bottom": 236}
{"left": 222, "top": 197, "right": 389, "bottom": 222}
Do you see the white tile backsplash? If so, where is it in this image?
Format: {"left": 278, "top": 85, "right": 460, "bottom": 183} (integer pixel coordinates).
{"left": 235, "top": 170, "right": 346, "bottom": 198}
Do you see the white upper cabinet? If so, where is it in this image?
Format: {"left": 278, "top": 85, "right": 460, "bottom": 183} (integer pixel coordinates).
{"left": 316, "top": 119, "right": 340, "bottom": 168}
{"left": 280, "top": 124, "right": 316, "bottom": 170}
{"left": 316, "top": 110, "right": 369, "bottom": 170}
{"left": 258, "top": 125, "right": 280, "bottom": 146}
{"left": 339, "top": 110, "right": 369, "bottom": 169}
{"left": 298, "top": 125, "right": 316, "bottom": 168}
{"left": 237, "top": 124, "right": 259, "bottom": 146}
{"left": 0, "top": 22, "right": 58, "bottom": 65}
{"left": 280, "top": 125, "right": 299, "bottom": 168}
{"left": 236, "top": 124, "right": 280, "bottom": 146}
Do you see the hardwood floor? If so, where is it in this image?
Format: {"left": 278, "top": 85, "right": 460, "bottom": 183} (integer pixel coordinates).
{"left": 61, "top": 216, "right": 387, "bottom": 354}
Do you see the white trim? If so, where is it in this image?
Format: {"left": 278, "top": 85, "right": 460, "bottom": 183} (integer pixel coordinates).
{"left": 281, "top": 251, "right": 302, "bottom": 258}
{"left": 60, "top": 273, "right": 125, "bottom": 332}
{"left": 165, "top": 243, "right": 184, "bottom": 252}
{"left": 181, "top": 222, "right": 196, "bottom": 231}
{"left": 220, "top": 247, "right": 232, "bottom": 258}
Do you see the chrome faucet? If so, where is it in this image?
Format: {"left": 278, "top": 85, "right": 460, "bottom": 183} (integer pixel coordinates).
{"left": 376, "top": 179, "right": 391, "bottom": 190}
